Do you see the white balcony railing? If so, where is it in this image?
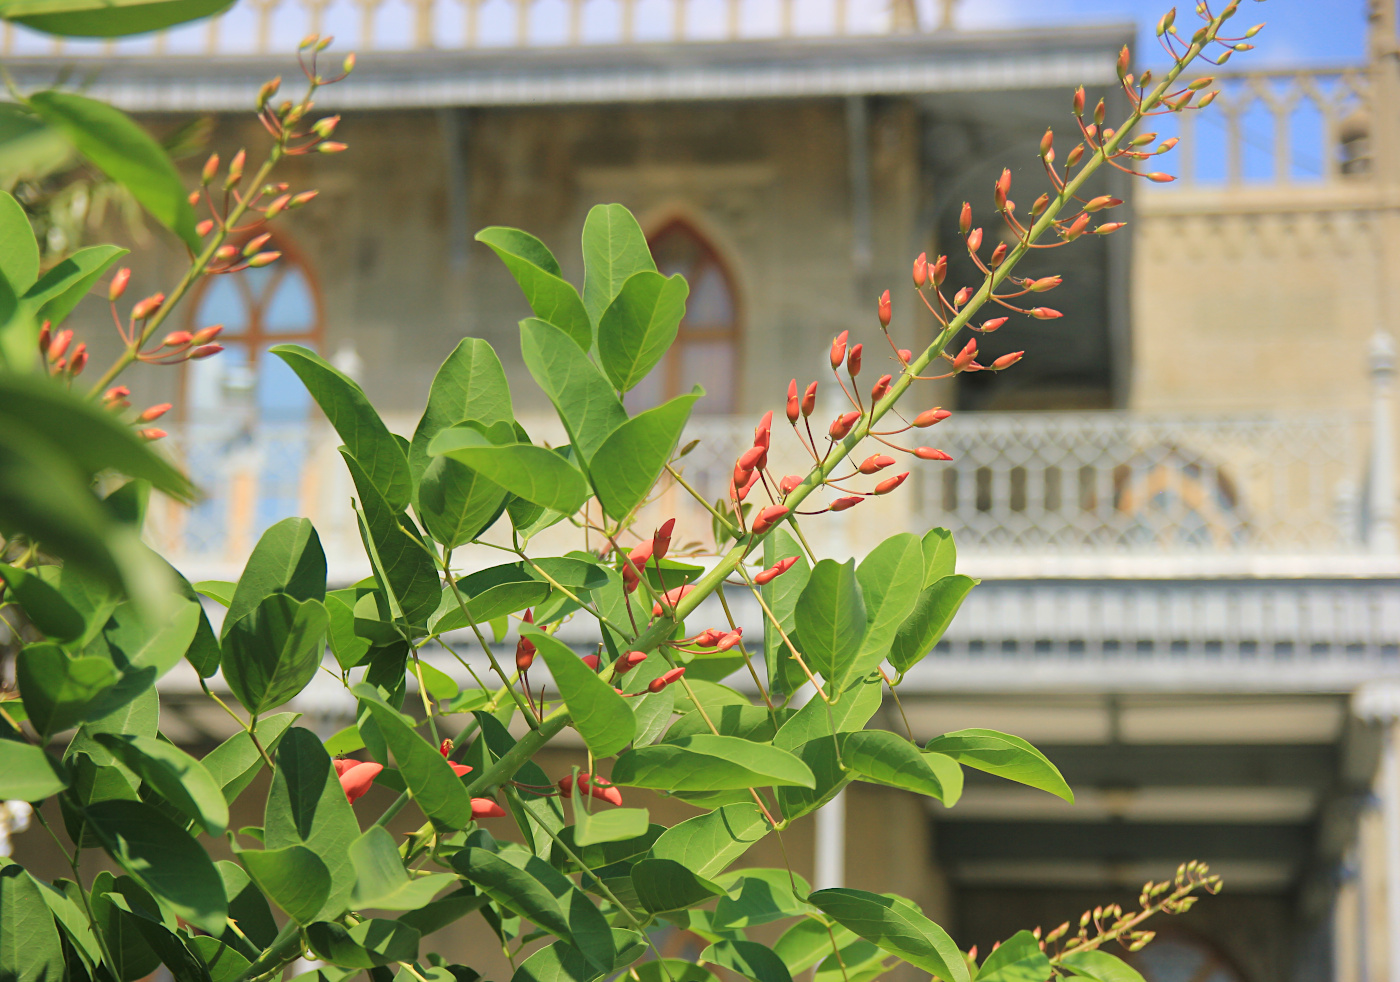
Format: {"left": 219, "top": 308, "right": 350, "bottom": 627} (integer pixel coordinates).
{"left": 1, "top": 0, "right": 927, "bottom": 58}
{"left": 145, "top": 395, "right": 1393, "bottom": 585}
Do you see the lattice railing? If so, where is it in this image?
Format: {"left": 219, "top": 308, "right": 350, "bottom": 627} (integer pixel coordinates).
{"left": 1, "top": 0, "right": 924, "bottom": 57}
{"left": 1149, "top": 67, "right": 1371, "bottom": 188}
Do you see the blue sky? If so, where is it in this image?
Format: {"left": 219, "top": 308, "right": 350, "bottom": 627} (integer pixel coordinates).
{"left": 954, "top": 0, "right": 1369, "bottom": 68}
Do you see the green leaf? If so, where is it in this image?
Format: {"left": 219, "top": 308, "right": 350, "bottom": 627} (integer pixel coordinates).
{"left": 581, "top": 203, "right": 657, "bottom": 327}
{"left": 550, "top": 823, "right": 663, "bottom": 872}
{"left": 611, "top": 735, "right": 814, "bottom": 792}
{"left": 713, "top": 868, "right": 813, "bottom": 929}
{"left": 0, "top": 0, "right": 236, "bottom": 37}
{"left": 647, "top": 803, "right": 768, "bottom": 880}
{"left": 630, "top": 858, "right": 722, "bottom": 914}
{"left": 27, "top": 91, "right": 198, "bottom": 249}
{"left": 761, "top": 531, "right": 809, "bottom": 698}
{"left": 326, "top": 595, "right": 370, "bottom": 671}
{"left": 975, "top": 930, "right": 1052, "bottom": 982}
{"left": 364, "top": 701, "right": 475, "bottom": 831}
{"left": 478, "top": 227, "right": 592, "bottom": 350}
{"left": 0, "top": 372, "right": 195, "bottom": 502}
{"left": 774, "top": 920, "right": 858, "bottom": 975}
{"left": 0, "top": 189, "right": 37, "bottom": 298}
{"left": 888, "top": 574, "right": 977, "bottom": 674}
{"left": 702, "top": 940, "right": 793, "bottom": 982}
{"left": 0, "top": 738, "right": 66, "bottom": 800}
{"left": 428, "top": 567, "right": 550, "bottom": 635}
{"left": 215, "top": 859, "right": 278, "bottom": 951}
{"left": 794, "top": 559, "right": 865, "bottom": 686}
{"left": 0, "top": 861, "right": 64, "bottom": 982}
{"left": 511, "top": 940, "right": 601, "bottom": 982}
{"left": 774, "top": 675, "right": 882, "bottom": 752}
{"left": 395, "top": 887, "right": 488, "bottom": 939}
{"left": 417, "top": 660, "right": 459, "bottom": 702}
{"left": 527, "top": 626, "right": 634, "bottom": 757}
{"left": 1058, "top": 950, "right": 1146, "bottom": 982}
{"left": 306, "top": 919, "right": 421, "bottom": 969}
{"left": 430, "top": 426, "right": 589, "bottom": 515}
{"left": 345, "top": 452, "right": 441, "bottom": 625}
{"left": 84, "top": 799, "right": 227, "bottom": 934}
{"left": 271, "top": 344, "right": 412, "bottom": 512}
{"left": 634, "top": 961, "right": 717, "bottom": 982}
{"left": 191, "top": 936, "right": 253, "bottom": 982}
{"left": 220, "top": 594, "right": 329, "bottom": 716}
{"left": 237, "top": 845, "right": 329, "bottom": 926}
{"left": 570, "top": 803, "right": 650, "bottom": 847}
{"left": 841, "top": 730, "right": 961, "bottom": 806}
{"left": 416, "top": 449, "right": 509, "bottom": 550}
{"left": 349, "top": 826, "right": 456, "bottom": 911}
{"left": 201, "top": 712, "right": 299, "bottom": 804}
{"left": 590, "top": 390, "right": 700, "bottom": 519}
{"left": 15, "top": 642, "right": 118, "bottom": 736}
{"left": 519, "top": 318, "right": 628, "bottom": 464}
{"left": 94, "top": 732, "right": 229, "bottom": 834}
{"left": 93, "top": 599, "right": 202, "bottom": 701}
{"left": 596, "top": 271, "right": 687, "bottom": 392}
{"left": 849, "top": 533, "right": 924, "bottom": 680}
{"left": 808, "top": 888, "right": 969, "bottom": 982}
{"left": 923, "top": 728, "right": 1073, "bottom": 803}
{"left": 22, "top": 243, "right": 126, "bottom": 327}
{"left": 193, "top": 580, "right": 236, "bottom": 607}
{"left": 453, "top": 847, "right": 615, "bottom": 970}
{"left": 264, "top": 728, "right": 361, "bottom": 922}
{"left": 921, "top": 527, "right": 957, "bottom": 587}
{"left": 223, "top": 517, "right": 327, "bottom": 637}
{"left": 409, "top": 337, "right": 515, "bottom": 487}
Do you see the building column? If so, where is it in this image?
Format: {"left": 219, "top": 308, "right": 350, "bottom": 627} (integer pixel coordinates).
{"left": 1353, "top": 681, "right": 1400, "bottom": 982}
{"left": 814, "top": 790, "right": 846, "bottom": 890}
{"left": 1370, "top": 331, "right": 1397, "bottom": 553}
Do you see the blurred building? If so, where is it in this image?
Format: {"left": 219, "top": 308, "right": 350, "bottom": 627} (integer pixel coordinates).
{"left": 6, "top": 2, "right": 1400, "bottom": 981}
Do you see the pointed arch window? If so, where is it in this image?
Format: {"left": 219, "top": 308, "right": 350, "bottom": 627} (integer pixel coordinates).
{"left": 179, "top": 235, "right": 325, "bottom": 552}
{"left": 627, "top": 219, "right": 741, "bottom": 415}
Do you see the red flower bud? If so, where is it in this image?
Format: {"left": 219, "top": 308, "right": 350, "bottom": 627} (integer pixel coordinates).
{"left": 108, "top": 268, "right": 131, "bottom": 302}
{"left": 69, "top": 346, "right": 87, "bottom": 376}
{"left": 647, "top": 667, "right": 686, "bottom": 693}
{"left": 959, "top": 202, "right": 971, "bottom": 235}
{"left": 779, "top": 474, "right": 802, "bottom": 495}
{"left": 1030, "top": 307, "right": 1064, "bottom": 320}
{"left": 847, "top": 343, "right": 863, "bottom": 377}
{"left": 829, "top": 495, "right": 863, "bottom": 512}
{"left": 516, "top": 636, "right": 536, "bottom": 672}
{"left": 440, "top": 738, "right": 453, "bottom": 757}
{"left": 877, "top": 291, "right": 891, "bottom": 328}
{"left": 1029, "top": 276, "right": 1062, "bottom": 293}
{"left": 47, "top": 329, "right": 72, "bottom": 360}
{"left": 162, "top": 331, "right": 193, "bottom": 348}
{"left": 37, "top": 321, "right": 49, "bottom": 353}
{"left": 990, "top": 243, "right": 1008, "bottom": 267}
{"left": 1094, "top": 222, "right": 1126, "bottom": 235}
{"left": 318, "top": 142, "right": 349, "bottom": 154}
{"left": 1116, "top": 45, "right": 1130, "bottom": 79}
{"left": 953, "top": 286, "right": 972, "bottom": 308}
{"left": 449, "top": 762, "right": 472, "bottom": 778}
{"left": 755, "top": 409, "right": 772, "bottom": 449}
{"left": 1084, "top": 196, "right": 1121, "bottom": 213}
{"left": 932, "top": 255, "right": 947, "bottom": 286}
{"left": 732, "top": 462, "right": 754, "bottom": 489}
{"left": 104, "top": 386, "right": 130, "bottom": 404}
{"left": 715, "top": 630, "right": 743, "bottom": 652}
{"left": 754, "top": 566, "right": 782, "bottom": 585}
{"left": 201, "top": 153, "right": 219, "bottom": 185}
{"left": 627, "top": 539, "right": 654, "bottom": 573}
{"left": 871, "top": 373, "right": 892, "bottom": 402}
{"left": 750, "top": 505, "right": 790, "bottom": 536}
{"left": 248, "top": 251, "right": 281, "bottom": 269}
{"left": 471, "top": 798, "right": 506, "bottom": 818}
{"left": 913, "top": 252, "right": 927, "bottom": 287}
{"left": 693, "top": 628, "right": 723, "bottom": 648}
{"left": 858, "top": 454, "right": 895, "bottom": 475}
{"left": 190, "top": 344, "right": 224, "bottom": 360}
{"left": 1032, "top": 193, "right": 1050, "bottom": 217}
{"left": 830, "top": 330, "right": 849, "bottom": 371}
{"left": 138, "top": 428, "right": 167, "bottom": 441}
{"left": 786, "top": 378, "right": 800, "bottom": 424}
{"left": 1064, "top": 214, "right": 1090, "bottom": 240}
{"left": 993, "top": 351, "right": 1024, "bottom": 370}
{"left": 196, "top": 219, "right": 214, "bottom": 237}
{"left": 874, "top": 472, "right": 909, "bottom": 495}
{"left": 1145, "top": 172, "right": 1176, "bottom": 183}
{"left": 1073, "top": 86, "right": 1085, "bottom": 115}
{"left": 952, "top": 339, "right": 977, "bottom": 371}
{"left": 333, "top": 758, "right": 359, "bottom": 777}
{"left": 898, "top": 348, "right": 913, "bottom": 363}
{"left": 801, "top": 381, "right": 818, "bottom": 417}
{"left": 653, "top": 584, "right": 696, "bottom": 617}
{"left": 653, "top": 518, "right": 675, "bottom": 560}
{"left": 995, "top": 169, "right": 1011, "bottom": 210}
{"left": 215, "top": 245, "right": 238, "bottom": 261}
{"left": 1039, "top": 127, "right": 1053, "bottom": 158}
{"left": 732, "top": 468, "right": 761, "bottom": 502}
{"left": 225, "top": 149, "right": 246, "bottom": 189}
{"left": 138, "top": 403, "right": 172, "bottom": 422}
{"left": 131, "top": 293, "right": 164, "bottom": 321}
{"left": 979, "top": 318, "right": 1008, "bottom": 334}
{"left": 914, "top": 447, "right": 953, "bottom": 461}
{"left": 243, "top": 232, "right": 273, "bottom": 256}
{"left": 828, "top": 410, "right": 861, "bottom": 441}
{"left": 339, "top": 761, "right": 383, "bottom": 803}
{"left": 967, "top": 227, "right": 983, "bottom": 253}
{"left": 739, "top": 445, "right": 766, "bottom": 471}
{"left": 615, "top": 651, "right": 648, "bottom": 674}
{"left": 914, "top": 408, "right": 951, "bottom": 427}
{"left": 581, "top": 654, "right": 600, "bottom": 671}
